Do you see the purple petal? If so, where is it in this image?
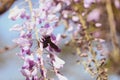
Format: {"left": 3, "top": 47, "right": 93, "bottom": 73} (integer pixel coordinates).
{"left": 29, "top": 60, "right": 35, "bottom": 70}
{"left": 50, "top": 34, "right": 56, "bottom": 40}
{"left": 44, "top": 23, "right": 50, "bottom": 28}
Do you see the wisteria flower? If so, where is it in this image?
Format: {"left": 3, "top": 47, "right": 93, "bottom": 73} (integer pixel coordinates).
{"left": 114, "top": 0, "right": 120, "bottom": 9}
{"left": 8, "top": 6, "right": 26, "bottom": 20}
{"left": 48, "top": 53, "right": 65, "bottom": 69}
{"left": 87, "top": 8, "right": 101, "bottom": 22}
{"left": 9, "top": 24, "right": 23, "bottom": 31}
{"left": 84, "top": 0, "right": 95, "bottom": 8}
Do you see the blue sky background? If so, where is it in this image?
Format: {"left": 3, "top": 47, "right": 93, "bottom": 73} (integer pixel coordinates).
{"left": 0, "top": 1, "right": 25, "bottom": 80}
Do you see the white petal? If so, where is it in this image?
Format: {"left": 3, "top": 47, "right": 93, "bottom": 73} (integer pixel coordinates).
{"left": 21, "top": 69, "right": 31, "bottom": 77}
{"left": 9, "top": 24, "right": 22, "bottom": 31}
{"left": 25, "top": 54, "right": 34, "bottom": 61}
{"left": 31, "top": 67, "right": 38, "bottom": 76}
{"left": 53, "top": 55, "right": 65, "bottom": 69}
{"left": 87, "top": 8, "right": 101, "bottom": 22}
{"left": 72, "top": 16, "right": 79, "bottom": 22}
{"left": 56, "top": 73, "right": 68, "bottom": 80}
{"left": 47, "top": 27, "right": 54, "bottom": 35}
{"left": 53, "top": 3, "right": 62, "bottom": 13}
{"left": 48, "top": 14, "right": 58, "bottom": 23}
{"left": 84, "top": 0, "right": 95, "bottom": 8}
{"left": 95, "top": 23, "right": 102, "bottom": 27}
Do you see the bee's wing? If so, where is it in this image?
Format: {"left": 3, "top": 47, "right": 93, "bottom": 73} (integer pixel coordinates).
{"left": 49, "top": 42, "right": 61, "bottom": 52}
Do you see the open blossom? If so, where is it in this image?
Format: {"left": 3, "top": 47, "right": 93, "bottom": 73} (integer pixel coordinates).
{"left": 95, "top": 23, "right": 102, "bottom": 27}
{"left": 87, "top": 8, "right": 101, "bottom": 22}
{"left": 114, "top": 0, "right": 120, "bottom": 9}
{"left": 20, "top": 54, "right": 38, "bottom": 80}
{"left": 39, "top": 0, "right": 53, "bottom": 11}
{"left": 39, "top": 26, "right": 54, "bottom": 36}
{"left": 57, "top": 0, "right": 71, "bottom": 6}
{"left": 62, "top": 10, "right": 69, "bottom": 19}
{"left": 72, "top": 15, "right": 79, "bottom": 22}
{"left": 8, "top": 6, "right": 26, "bottom": 20}
{"left": 47, "top": 14, "right": 59, "bottom": 23}
{"left": 84, "top": 0, "right": 95, "bottom": 8}
{"left": 54, "top": 3, "right": 62, "bottom": 12}
{"left": 21, "top": 64, "right": 38, "bottom": 80}
{"left": 73, "top": 0, "right": 80, "bottom": 3}
{"left": 92, "top": 30, "right": 104, "bottom": 39}
{"left": 9, "top": 24, "right": 23, "bottom": 31}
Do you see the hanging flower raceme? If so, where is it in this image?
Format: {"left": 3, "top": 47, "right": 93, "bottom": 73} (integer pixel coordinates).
{"left": 9, "top": 0, "right": 67, "bottom": 80}
{"left": 9, "top": 0, "right": 111, "bottom": 80}
{"left": 8, "top": 6, "right": 29, "bottom": 20}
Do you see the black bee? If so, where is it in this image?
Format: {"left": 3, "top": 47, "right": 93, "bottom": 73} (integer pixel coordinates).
{"left": 41, "top": 35, "right": 61, "bottom": 52}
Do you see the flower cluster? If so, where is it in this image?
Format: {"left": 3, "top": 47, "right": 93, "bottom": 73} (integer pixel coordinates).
{"left": 9, "top": 0, "right": 120, "bottom": 80}
{"left": 9, "top": 0, "right": 68, "bottom": 80}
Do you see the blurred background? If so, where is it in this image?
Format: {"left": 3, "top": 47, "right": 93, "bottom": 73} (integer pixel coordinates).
{"left": 0, "top": 0, "right": 120, "bottom": 80}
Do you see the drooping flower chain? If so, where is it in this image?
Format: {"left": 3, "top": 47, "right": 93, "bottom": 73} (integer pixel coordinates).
{"left": 9, "top": 0, "right": 68, "bottom": 80}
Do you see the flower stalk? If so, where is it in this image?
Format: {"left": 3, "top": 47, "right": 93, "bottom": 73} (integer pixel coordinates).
{"left": 106, "top": 0, "right": 120, "bottom": 62}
